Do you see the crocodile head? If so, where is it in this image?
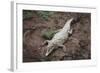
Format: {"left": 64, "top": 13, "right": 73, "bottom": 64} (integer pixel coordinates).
{"left": 45, "top": 42, "right": 55, "bottom": 56}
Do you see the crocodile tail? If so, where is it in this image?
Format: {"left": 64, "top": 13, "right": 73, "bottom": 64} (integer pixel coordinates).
{"left": 66, "top": 18, "right": 73, "bottom": 25}
{"left": 63, "top": 18, "right": 74, "bottom": 29}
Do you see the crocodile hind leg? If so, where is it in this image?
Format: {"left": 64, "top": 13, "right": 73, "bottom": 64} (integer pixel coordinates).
{"left": 68, "top": 29, "right": 73, "bottom": 34}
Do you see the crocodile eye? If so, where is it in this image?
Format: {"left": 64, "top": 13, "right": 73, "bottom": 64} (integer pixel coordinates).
{"left": 45, "top": 42, "right": 48, "bottom": 45}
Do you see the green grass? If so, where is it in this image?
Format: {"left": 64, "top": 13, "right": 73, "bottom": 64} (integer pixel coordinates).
{"left": 37, "top": 11, "right": 54, "bottom": 21}
{"left": 41, "top": 29, "right": 57, "bottom": 40}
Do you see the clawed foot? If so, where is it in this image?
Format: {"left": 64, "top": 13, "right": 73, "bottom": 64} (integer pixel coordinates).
{"left": 39, "top": 40, "right": 50, "bottom": 49}
{"left": 68, "top": 29, "right": 73, "bottom": 34}
{"left": 58, "top": 44, "right": 66, "bottom": 52}
{"left": 42, "top": 40, "right": 50, "bottom": 45}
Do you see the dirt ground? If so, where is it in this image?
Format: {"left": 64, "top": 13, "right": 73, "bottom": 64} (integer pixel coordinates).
{"left": 23, "top": 11, "right": 91, "bottom": 62}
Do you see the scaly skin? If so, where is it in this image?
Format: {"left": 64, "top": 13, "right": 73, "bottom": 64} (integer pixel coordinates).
{"left": 44, "top": 18, "right": 73, "bottom": 56}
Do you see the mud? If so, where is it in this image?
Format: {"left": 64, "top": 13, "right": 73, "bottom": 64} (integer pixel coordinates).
{"left": 23, "top": 11, "right": 91, "bottom": 62}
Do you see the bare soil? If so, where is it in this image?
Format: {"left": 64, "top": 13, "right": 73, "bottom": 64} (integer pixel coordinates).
{"left": 23, "top": 11, "right": 91, "bottom": 62}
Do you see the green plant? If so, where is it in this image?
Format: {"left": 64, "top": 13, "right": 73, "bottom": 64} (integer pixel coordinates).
{"left": 37, "top": 11, "right": 54, "bottom": 20}
{"left": 23, "top": 10, "right": 33, "bottom": 19}
{"left": 41, "top": 29, "right": 57, "bottom": 40}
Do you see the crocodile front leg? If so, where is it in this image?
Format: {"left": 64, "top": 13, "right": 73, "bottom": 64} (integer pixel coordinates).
{"left": 58, "top": 44, "right": 66, "bottom": 52}
{"left": 42, "top": 40, "right": 50, "bottom": 46}
{"left": 39, "top": 40, "right": 50, "bottom": 49}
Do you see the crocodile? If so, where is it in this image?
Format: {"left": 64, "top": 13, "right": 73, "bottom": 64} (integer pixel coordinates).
{"left": 43, "top": 18, "right": 73, "bottom": 56}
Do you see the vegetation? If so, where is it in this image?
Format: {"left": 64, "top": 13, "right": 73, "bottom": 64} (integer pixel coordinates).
{"left": 23, "top": 10, "right": 54, "bottom": 21}
{"left": 37, "top": 11, "right": 54, "bottom": 20}
{"left": 23, "top": 10, "right": 33, "bottom": 19}
{"left": 41, "top": 29, "right": 57, "bottom": 40}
